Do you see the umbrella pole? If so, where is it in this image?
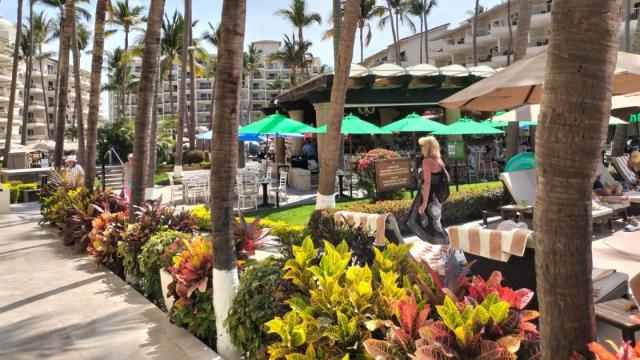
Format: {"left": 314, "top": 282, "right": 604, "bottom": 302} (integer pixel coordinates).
{"left": 349, "top": 135, "right": 353, "bottom": 155}
{"left": 412, "top": 132, "right": 416, "bottom": 152}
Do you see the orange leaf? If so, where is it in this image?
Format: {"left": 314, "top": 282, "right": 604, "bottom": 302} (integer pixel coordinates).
{"left": 587, "top": 342, "right": 617, "bottom": 360}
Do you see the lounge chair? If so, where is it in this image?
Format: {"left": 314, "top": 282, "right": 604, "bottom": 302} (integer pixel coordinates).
{"left": 448, "top": 219, "right": 630, "bottom": 310}
{"left": 598, "top": 162, "right": 640, "bottom": 204}
{"left": 611, "top": 155, "right": 638, "bottom": 186}
{"left": 498, "top": 168, "right": 626, "bottom": 229}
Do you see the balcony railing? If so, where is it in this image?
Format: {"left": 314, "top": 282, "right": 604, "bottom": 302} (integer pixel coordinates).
{"left": 532, "top": 3, "right": 552, "bottom": 15}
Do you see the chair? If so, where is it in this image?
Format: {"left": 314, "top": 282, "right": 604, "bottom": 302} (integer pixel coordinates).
{"left": 269, "top": 171, "right": 288, "bottom": 205}
{"left": 611, "top": 155, "right": 638, "bottom": 186}
{"left": 597, "top": 162, "right": 640, "bottom": 204}
{"left": 236, "top": 176, "right": 258, "bottom": 210}
{"left": 167, "top": 174, "right": 184, "bottom": 205}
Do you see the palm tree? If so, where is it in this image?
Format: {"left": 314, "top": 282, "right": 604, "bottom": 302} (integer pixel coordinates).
{"left": 379, "top": 0, "right": 415, "bottom": 65}
{"left": 332, "top": 0, "right": 341, "bottom": 62}
{"left": 244, "top": 44, "right": 261, "bottom": 124}
{"left": 210, "top": 1, "right": 246, "bottom": 357}
{"left": 145, "top": 50, "right": 162, "bottom": 198}
{"left": 269, "top": 35, "right": 309, "bottom": 86}
{"left": 471, "top": 0, "right": 480, "bottom": 66}
{"left": 267, "top": 75, "right": 290, "bottom": 95}
{"left": 52, "top": 0, "right": 75, "bottom": 168}
{"left": 317, "top": 0, "right": 359, "bottom": 209}
{"left": 2, "top": 0, "right": 23, "bottom": 169}
{"left": 20, "top": 0, "right": 35, "bottom": 146}
{"left": 405, "top": 0, "right": 436, "bottom": 64}
{"left": 160, "top": 11, "right": 183, "bottom": 133}
{"left": 185, "top": 0, "right": 195, "bottom": 150}
{"left": 176, "top": 3, "right": 191, "bottom": 176}
{"left": 513, "top": 0, "right": 532, "bottom": 62}
{"left": 85, "top": 0, "right": 108, "bottom": 189}
{"left": 104, "top": 47, "right": 126, "bottom": 119}
{"left": 109, "top": 0, "right": 146, "bottom": 122}
{"left": 506, "top": 0, "right": 512, "bottom": 65}
{"left": 31, "top": 12, "right": 54, "bottom": 140}
{"left": 535, "top": 0, "right": 619, "bottom": 357}
{"left": 274, "top": 0, "right": 321, "bottom": 78}
{"left": 130, "top": 0, "right": 164, "bottom": 216}
{"left": 202, "top": 21, "right": 220, "bottom": 126}
{"left": 71, "top": 20, "right": 90, "bottom": 165}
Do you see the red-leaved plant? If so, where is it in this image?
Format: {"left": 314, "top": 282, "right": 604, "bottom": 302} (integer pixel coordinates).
{"left": 232, "top": 213, "right": 277, "bottom": 263}
{"left": 587, "top": 340, "right": 640, "bottom": 360}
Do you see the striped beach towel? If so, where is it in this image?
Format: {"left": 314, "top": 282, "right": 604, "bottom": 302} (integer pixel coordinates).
{"left": 612, "top": 155, "right": 638, "bottom": 185}
{"left": 334, "top": 211, "right": 389, "bottom": 247}
{"left": 447, "top": 224, "right": 532, "bottom": 262}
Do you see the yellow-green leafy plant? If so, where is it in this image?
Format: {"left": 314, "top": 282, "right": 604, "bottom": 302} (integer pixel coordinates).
{"left": 189, "top": 204, "right": 211, "bottom": 231}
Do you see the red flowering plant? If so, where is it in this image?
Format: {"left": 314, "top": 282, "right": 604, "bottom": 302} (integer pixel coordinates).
{"left": 355, "top": 148, "right": 404, "bottom": 200}
{"left": 86, "top": 210, "right": 128, "bottom": 265}
{"left": 167, "top": 236, "right": 213, "bottom": 308}
{"left": 232, "top": 213, "right": 277, "bottom": 270}
{"left": 587, "top": 340, "right": 640, "bottom": 359}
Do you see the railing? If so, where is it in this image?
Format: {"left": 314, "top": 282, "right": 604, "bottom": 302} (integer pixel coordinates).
{"left": 621, "top": 7, "right": 640, "bottom": 20}
{"left": 532, "top": 3, "right": 552, "bottom": 15}
{"left": 101, "top": 146, "right": 124, "bottom": 191}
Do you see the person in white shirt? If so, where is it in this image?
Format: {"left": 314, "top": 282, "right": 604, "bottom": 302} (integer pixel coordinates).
{"left": 64, "top": 155, "right": 85, "bottom": 188}
{"left": 122, "top": 153, "right": 133, "bottom": 200}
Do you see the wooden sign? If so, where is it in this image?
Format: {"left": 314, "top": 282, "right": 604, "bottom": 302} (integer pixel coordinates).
{"left": 374, "top": 158, "right": 414, "bottom": 192}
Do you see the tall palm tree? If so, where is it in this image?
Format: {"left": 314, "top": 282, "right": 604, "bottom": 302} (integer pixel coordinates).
{"left": 422, "top": 0, "right": 437, "bottom": 63}
{"left": 317, "top": 0, "right": 359, "bottom": 209}
{"left": 109, "top": 0, "right": 146, "bottom": 121}
{"left": 210, "top": 0, "right": 246, "bottom": 357}
{"left": 31, "top": 12, "right": 54, "bottom": 140}
{"left": 176, "top": 3, "right": 191, "bottom": 176}
{"left": 267, "top": 75, "right": 290, "bottom": 95}
{"left": 202, "top": 21, "right": 220, "bottom": 126}
{"left": 513, "top": 0, "right": 532, "bottom": 62}
{"left": 39, "top": 0, "right": 91, "bottom": 137}
{"left": 2, "top": 0, "right": 23, "bottom": 168}
{"left": 186, "top": 0, "right": 196, "bottom": 150}
{"left": 52, "top": 0, "right": 74, "bottom": 168}
{"left": 160, "top": 11, "right": 183, "bottom": 131}
{"left": 20, "top": 0, "right": 34, "bottom": 146}
{"left": 535, "top": 0, "right": 620, "bottom": 357}
{"left": 405, "top": 0, "right": 435, "bottom": 64}
{"left": 145, "top": 50, "right": 162, "bottom": 198}
{"left": 104, "top": 47, "right": 125, "bottom": 118}
{"left": 71, "top": 19, "right": 89, "bottom": 165}
{"left": 471, "top": 0, "right": 480, "bottom": 66}
{"left": 332, "top": 0, "right": 341, "bottom": 63}
{"left": 130, "top": 0, "right": 165, "bottom": 216}
{"left": 269, "top": 35, "right": 309, "bottom": 86}
{"left": 243, "top": 44, "right": 261, "bottom": 123}
{"left": 274, "top": 0, "right": 321, "bottom": 78}
{"left": 85, "top": 0, "right": 108, "bottom": 189}
{"left": 379, "top": 0, "right": 415, "bottom": 65}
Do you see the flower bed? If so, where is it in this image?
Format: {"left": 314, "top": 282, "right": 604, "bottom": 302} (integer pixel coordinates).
{"left": 2, "top": 181, "right": 38, "bottom": 203}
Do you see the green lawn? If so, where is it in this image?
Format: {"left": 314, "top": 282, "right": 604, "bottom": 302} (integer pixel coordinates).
{"left": 245, "top": 181, "right": 502, "bottom": 226}
{"left": 154, "top": 171, "right": 169, "bottom": 185}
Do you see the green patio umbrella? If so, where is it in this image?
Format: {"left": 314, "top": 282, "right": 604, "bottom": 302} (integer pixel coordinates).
{"left": 481, "top": 119, "right": 537, "bottom": 128}
{"left": 431, "top": 118, "right": 504, "bottom": 135}
{"left": 239, "top": 113, "right": 318, "bottom": 135}
{"left": 382, "top": 113, "right": 448, "bottom": 133}
{"left": 316, "top": 114, "right": 389, "bottom": 154}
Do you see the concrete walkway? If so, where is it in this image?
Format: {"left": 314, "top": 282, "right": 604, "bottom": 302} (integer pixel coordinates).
{"left": 0, "top": 203, "right": 219, "bottom": 360}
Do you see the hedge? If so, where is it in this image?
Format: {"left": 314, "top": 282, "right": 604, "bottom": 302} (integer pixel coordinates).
{"left": 2, "top": 182, "right": 38, "bottom": 203}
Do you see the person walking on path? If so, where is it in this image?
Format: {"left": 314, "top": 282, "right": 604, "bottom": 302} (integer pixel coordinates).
{"left": 405, "top": 136, "right": 450, "bottom": 244}
{"left": 122, "top": 153, "right": 134, "bottom": 201}
{"left": 63, "top": 155, "right": 85, "bottom": 188}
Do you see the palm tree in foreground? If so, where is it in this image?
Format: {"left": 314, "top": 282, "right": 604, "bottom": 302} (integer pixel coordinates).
{"left": 2, "top": 0, "right": 23, "bottom": 168}
{"left": 130, "top": 0, "right": 165, "bottom": 217}
{"left": 275, "top": 0, "right": 321, "bottom": 78}
{"left": 53, "top": 0, "right": 75, "bottom": 168}
{"left": 316, "top": 0, "right": 359, "bottom": 209}
{"left": 210, "top": 0, "right": 246, "bottom": 357}
{"left": 85, "top": 0, "right": 108, "bottom": 188}
{"left": 535, "top": 0, "right": 620, "bottom": 356}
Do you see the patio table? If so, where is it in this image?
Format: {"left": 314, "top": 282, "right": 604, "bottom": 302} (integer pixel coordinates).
{"left": 257, "top": 179, "right": 274, "bottom": 208}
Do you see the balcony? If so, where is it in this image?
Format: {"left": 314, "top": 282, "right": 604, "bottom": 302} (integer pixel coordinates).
{"left": 444, "top": 37, "right": 471, "bottom": 52}
{"left": 531, "top": 3, "right": 552, "bottom": 28}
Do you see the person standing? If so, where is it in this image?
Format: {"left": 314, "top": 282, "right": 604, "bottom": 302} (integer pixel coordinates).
{"left": 63, "top": 155, "right": 85, "bottom": 188}
{"left": 122, "top": 153, "right": 133, "bottom": 201}
{"left": 405, "top": 136, "right": 450, "bottom": 244}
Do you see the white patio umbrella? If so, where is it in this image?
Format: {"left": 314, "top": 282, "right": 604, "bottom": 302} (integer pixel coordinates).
{"left": 493, "top": 104, "right": 628, "bottom": 125}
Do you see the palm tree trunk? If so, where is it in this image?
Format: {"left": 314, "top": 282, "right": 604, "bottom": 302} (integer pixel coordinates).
{"left": 507, "top": 0, "right": 513, "bottom": 65}
{"left": 418, "top": 12, "right": 424, "bottom": 63}
{"left": 71, "top": 14, "right": 85, "bottom": 166}
{"left": 53, "top": 0, "right": 74, "bottom": 168}
{"left": 209, "top": 74, "right": 216, "bottom": 125}
{"left": 513, "top": 0, "right": 532, "bottom": 62}
{"left": 535, "top": 0, "right": 620, "bottom": 357}
{"left": 359, "top": 25, "right": 364, "bottom": 63}
{"left": 130, "top": 0, "right": 165, "bottom": 217}
{"left": 53, "top": 8, "right": 63, "bottom": 136}
{"left": 38, "top": 45, "right": 51, "bottom": 140}
{"left": 121, "top": 29, "right": 129, "bottom": 119}
{"left": 85, "top": 0, "right": 108, "bottom": 189}
{"left": 423, "top": 3, "right": 429, "bottom": 64}
{"left": 385, "top": 1, "right": 401, "bottom": 65}
{"left": 332, "top": 0, "right": 341, "bottom": 63}
{"left": 168, "top": 68, "right": 174, "bottom": 115}
{"left": 472, "top": 0, "right": 479, "bottom": 66}
{"left": 175, "top": 0, "right": 190, "bottom": 176}
{"left": 317, "top": 0, "right": 359, "bottom": 209}
{"left": 210, "top": 0, "right": 246, "bottom": 357}
{"left": 145, "top": 52, "right": 161, "bottom": 199}
{"left": 2, "top": 0, "right": 23, "bottom": 168}
{"left": 186, "top": 0, "right": 195, "bottom": 150}
{"left": 21, "top": 0, "right": 34, "bottom": 146}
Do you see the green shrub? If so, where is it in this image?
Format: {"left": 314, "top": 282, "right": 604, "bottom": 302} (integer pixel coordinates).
{"left": 183, "top": 150, "right": 206, "bottom": 165}
{"left": 226, "top": 259, "right": 284, "bottom": 359}
{"left": 2, "top": 182, "right": 38, "bottom": 203}
{"left": 200, "top": 161, "right": 211, "bottom": 169}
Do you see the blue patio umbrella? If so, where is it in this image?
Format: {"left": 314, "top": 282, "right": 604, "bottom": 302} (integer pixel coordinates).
{"left": 196, "top": 130, "right": 266, "bottom": 142}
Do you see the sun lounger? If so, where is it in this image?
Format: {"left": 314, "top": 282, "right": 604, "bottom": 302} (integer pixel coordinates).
{"left": 611, "top": 155, "right": 638, "bottom": 186}
{"left": 448, "top": 220, "right": 630, "bottom": 310}
{"left": 499, "top": 169, "right": 624, "bottom": 228}
{"left": 598, "top": 162, "right": 640, "bottom": 204}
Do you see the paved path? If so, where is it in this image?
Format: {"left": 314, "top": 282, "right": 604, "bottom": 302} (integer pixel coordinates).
{"left": 0, "top": 203, "right": 219, "bottom": 360}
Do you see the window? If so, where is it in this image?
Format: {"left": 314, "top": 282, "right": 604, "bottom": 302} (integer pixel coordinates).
{"left": 400, "top": 51, "right": 408, "bottom": 62}
{"left": 135, "top": 66, "right": 142, "bottom": 72}
{"left": 47, "top": 65, "right": 54, "bottom": 74}
{"left": 199, "top": 83, "right": 210, "bottom": 89}
{"left": 27, "top": 129, "right": 34, "bottom": 136}
{"left": 268, "top": 63, "right": 278, "bottom": 70}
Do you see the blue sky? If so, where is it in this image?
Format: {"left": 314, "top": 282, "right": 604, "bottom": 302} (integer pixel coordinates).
{"left": 0, "top": 0, "right": 503, "bottom": 118}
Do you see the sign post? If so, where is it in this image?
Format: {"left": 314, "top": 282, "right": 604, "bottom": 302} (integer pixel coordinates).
{"left": 448, "top": 141, "right": 464, "bottom": 192}
{"left": 374, "top": 158, "right": 414, "bottom": 196}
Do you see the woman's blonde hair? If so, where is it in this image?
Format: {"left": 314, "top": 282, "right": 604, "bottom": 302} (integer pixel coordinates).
{"left": 419, "top": 136, "right": 441, "bottom": 160}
